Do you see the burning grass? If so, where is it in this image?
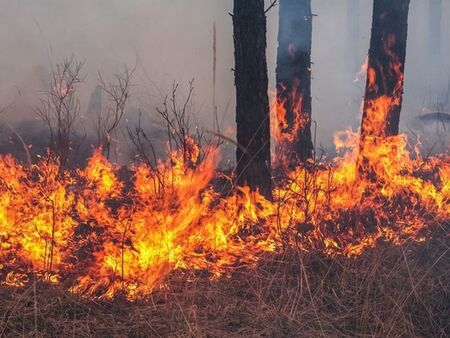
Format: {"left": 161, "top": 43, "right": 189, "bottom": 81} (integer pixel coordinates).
{"left": 0, "top": 129, "right": 448, "bottom": 300}
{"left": 0, "top": 130, "right": 448, "bottom": 336}
{"left": 0, "top": 60, "right": 448, "bottom": 334}
{"left": 0, "top": 229, "right": 448, "bottom": 337}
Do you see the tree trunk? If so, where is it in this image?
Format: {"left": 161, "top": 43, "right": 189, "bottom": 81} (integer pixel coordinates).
{"left": 233, "top": 0, "right": 272, "bottom": 200}
{"left": 360, "top": 0, "right": 410, "bottom": 140}
{"left": 345, "top": 0, "right": 360, "bottom": 75}
{"left": 429, "top": 0, "right": 442, "bottom": 55}
{"left": 428, "top": 0, "right": 442, "bottom": 94}
{"left": 276, "top": 0, "right": 313, "bottom": 165}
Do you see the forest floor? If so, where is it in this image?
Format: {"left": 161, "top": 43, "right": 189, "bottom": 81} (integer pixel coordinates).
{"left": 0, "top": 224, "right": 448, "bottom": 338}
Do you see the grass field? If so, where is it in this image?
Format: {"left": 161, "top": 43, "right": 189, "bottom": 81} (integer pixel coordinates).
{"left": 1, "top": 224, "right": 448, "bottom": 338}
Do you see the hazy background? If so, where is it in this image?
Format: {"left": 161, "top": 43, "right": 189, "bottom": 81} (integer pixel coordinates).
{"left": 0, "top": 0, "right": 449, "bottom": 162}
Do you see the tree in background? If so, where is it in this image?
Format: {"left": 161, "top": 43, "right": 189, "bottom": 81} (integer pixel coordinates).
{"left": 345, "top": 0, "right": 360, "bottom": 75}
{"left": 428, "top": 0, "right": 442, "bottom": 56}
{"left": 276, "top": 0, "right": 314, "bottom": 165}
{"left": 428, "top": 0, "right": 443, "bottom": 96}
{"left": 233, "top": 0, "right": 272, "bottom": 200}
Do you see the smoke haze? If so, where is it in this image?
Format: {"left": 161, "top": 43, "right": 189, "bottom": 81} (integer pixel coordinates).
{"left": 0, "top": 0, "right": 449, "bottom": 162}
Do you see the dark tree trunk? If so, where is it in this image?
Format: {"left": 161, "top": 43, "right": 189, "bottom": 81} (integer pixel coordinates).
{"left": 345, "top": 0, "right": 360, "bottom": 75}
{"left": 360, "top": 0, "right": 410, "bottom": 140}
{"left": 276, "top": 0, "right": 313, "bottom": 165}
{"left": 428, "top": 0, "right": 442, "bottom": 55}
{"left": 233, "top": 0, "right": 272, "bottom": 200}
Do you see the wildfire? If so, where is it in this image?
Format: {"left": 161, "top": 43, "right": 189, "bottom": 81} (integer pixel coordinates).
{"left": 0, "top": 33, "right": 448, "bottom": 299}
{"left": 271, "top": 79, "right": 311, "bottom": 166}
{"left": 361, "top": 34, "right": 405, "bottom": 141}
{"left": 273, "top": 80, "right": 308, "bottom": 145}
{"left": 0, "top": 123, "right": 447, "bottom": 299}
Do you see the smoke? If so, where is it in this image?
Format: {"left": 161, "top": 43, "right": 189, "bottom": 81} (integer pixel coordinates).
{"left": 0, "top": 0, "right": 448, "bottom": 161}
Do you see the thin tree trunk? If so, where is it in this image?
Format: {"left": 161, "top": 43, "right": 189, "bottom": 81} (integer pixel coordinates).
{"left": 428, "top": 0, "right": 442, "bottom": 94}
{"left": 429, "top": 0, "right": 442, "bottom": 55}
{"left": 233, "top": 0, "right": 272, "bottom": 200}
{"left": 360, "top": 0, "right": 410, "bottom": 141}
{"left": 276, "top": 0, "right": 313, "bottom": 165}
{"left": 345, "top": 0, "right": 360, "bottom": 75}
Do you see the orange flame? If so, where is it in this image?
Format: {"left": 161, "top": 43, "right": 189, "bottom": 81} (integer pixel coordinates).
{"left": 0, "top": 127, "right": 447, "bottom": 298}
{"left": 270, "top": 79, "right": 311, "bottom": 166}
{"left": 0, "top": 38, "right": 448, "bottom": 297}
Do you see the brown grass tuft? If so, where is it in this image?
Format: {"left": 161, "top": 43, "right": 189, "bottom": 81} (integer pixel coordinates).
{"left": 1, "top": 226, "right": 448, "bottom": 337}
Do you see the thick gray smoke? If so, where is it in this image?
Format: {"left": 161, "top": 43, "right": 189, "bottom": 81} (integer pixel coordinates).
{"left": 0, "top": 0, "right": 448, "bottom": 163}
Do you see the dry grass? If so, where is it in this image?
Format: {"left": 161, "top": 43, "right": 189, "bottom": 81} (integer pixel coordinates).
{"left": 1, "top": 225, "right": 448, "bottom": 338}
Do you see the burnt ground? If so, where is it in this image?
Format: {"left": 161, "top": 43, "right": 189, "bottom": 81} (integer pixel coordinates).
{"left": 0, "top": 224, "right": 448, "bottom": 338}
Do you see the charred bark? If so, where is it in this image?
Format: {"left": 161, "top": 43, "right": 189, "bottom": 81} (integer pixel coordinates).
{"left": 360, "top": 0, "right": 410, "bottom": 139}
{"left": 233, "top": 0, "right": 272, "bottom": 200}
{"left": 276, "top": 0, "right": 314, "bottom": 164}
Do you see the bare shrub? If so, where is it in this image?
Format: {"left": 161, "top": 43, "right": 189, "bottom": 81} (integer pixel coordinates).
{"left": 128, "top": 80, "right": 222, "bottom": 195}
{"left": 35, "top": 57, "right": 84, "bottom": 171}
{"left": 95, "top": 66, "right": 134, "bottom": 160}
